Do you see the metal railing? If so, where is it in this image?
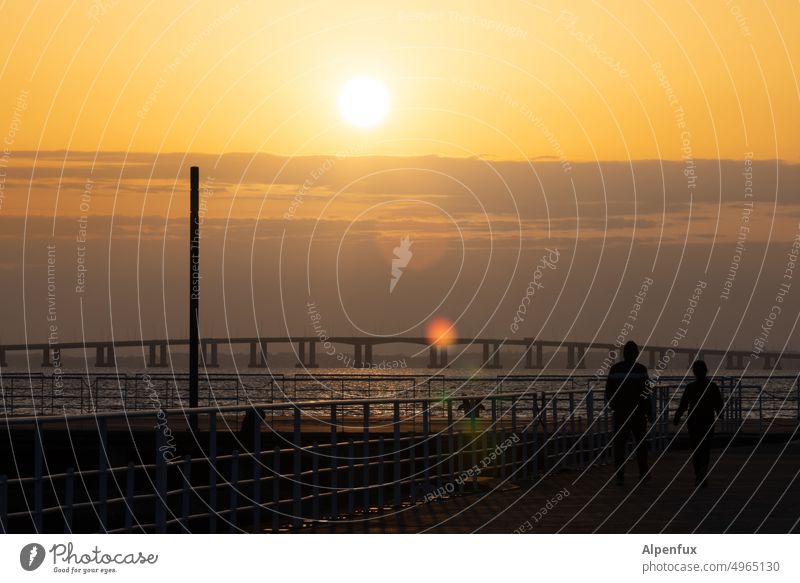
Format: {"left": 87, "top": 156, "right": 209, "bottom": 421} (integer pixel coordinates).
{"left": 0, "top": 389, "right": 661, "bottom": 534}
{"left": 1, "top": 378, "right": 795, "bottom": 534}
{"left": 0, "top": 373, "right": 604, "bottom": 416}
{"left": 3, "top": 372, "right": 798, "bottom": 418}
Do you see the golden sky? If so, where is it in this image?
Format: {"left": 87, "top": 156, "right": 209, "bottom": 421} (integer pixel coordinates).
{"left": 1, "top": 0, "right": 798, "bottom": 161}
{"left": 1, "top": 1, "right": 800, "bottom": 349}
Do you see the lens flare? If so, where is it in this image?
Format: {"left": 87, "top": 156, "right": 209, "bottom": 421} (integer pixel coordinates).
{"left": 426, "top": 316, "right": 456, "bottom": 347}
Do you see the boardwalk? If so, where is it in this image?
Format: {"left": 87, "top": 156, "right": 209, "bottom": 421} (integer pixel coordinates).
{"left": 305, "top": 438, "right": 800, "bottom": 533}
{"left": 1, "top": 386, "right": 796, "bottom": 533}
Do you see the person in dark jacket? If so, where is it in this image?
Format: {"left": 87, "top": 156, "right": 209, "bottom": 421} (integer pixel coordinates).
{"left": 673, "top": 360, "right": 723, "bottom": 487}
{"left": 605, "top": 341, "right": 653, "bottom": 486}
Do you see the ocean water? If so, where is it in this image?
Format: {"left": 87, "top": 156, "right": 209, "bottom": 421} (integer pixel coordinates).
{"left": 1, "top": 366, "right": 797, "bottom": 419}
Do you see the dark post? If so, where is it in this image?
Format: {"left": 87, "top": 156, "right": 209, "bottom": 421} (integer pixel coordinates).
{"left": 189, "top": 167, "right": 200, "bottom": 427}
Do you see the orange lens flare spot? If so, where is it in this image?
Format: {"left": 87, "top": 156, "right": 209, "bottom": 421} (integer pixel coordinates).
{"left": 426, "top": 317, "right": 456, "bottom": 347}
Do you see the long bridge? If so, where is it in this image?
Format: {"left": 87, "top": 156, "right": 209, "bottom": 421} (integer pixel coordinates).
{"left": 0, "top": 336, "right": 793, "bottom": 370}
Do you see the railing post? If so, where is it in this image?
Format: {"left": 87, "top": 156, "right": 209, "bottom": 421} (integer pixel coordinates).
{"left": 0, "top": 475, "right": 7, "bottom": 533}
{"left": 540, "top": 393, "right": 548, "bottom": 471}
{"left": 393, "top": 401, "right": 401, "bottom": 508}
{"left": 363, "top": 403, "right": 370, "bottom": 512}
{"left": 230, "top": 450, "right": 239, "bottom": 533}
{"left": 155, "top": 415, "right": 167, "bottom": 534}
{"left": 532, "top": 397, "right": 539, "bottom": 478}
{"left": 272, "top": 446, "right": 280, "bottom": 532}
{"left": 98, "top": 417, "right": 108, "bottom": 532}
{"left": 377, "top": 436, "right": 385, "bottom": 511}
{"left": 434, "top": 432, "right": 443, "bottom": 492}
{"left": 456, "top": 432, "right": 465, "bottom": 495}
{"left": 293, "top": 408, "right": 302, "bottom": 530}
{"left": 64, "top": 467, "right": 74, "bottom": 534}
{"left": 409, "top": 434, "right": 417, "bottom": 504}
{"left": 34, "top": 420, "right": 43, "bottom": 532}
{"left": 738, "top": 382, "right": 743, "bottom": 427}
{"left": 209, "top": 412, "right": 217, "bottom": 533}
{"left": 603, "top": 405, "right": 610, "bottom": 464}
{"left": 422, "top": 401, "right": 430, "bottom": 494}
{"left": 569, "top": 392, "right": 576, "bottom": 435}
{"left": 664, "top": 385, "right": 669, "bottom": 444}
{"left": 347, "top": 438, "right": 355, "bottom": 518}
{"left": 447, "top": 399, "right": 455, "bottom": 483}
{"left": 587, "top": 390, "right": 595, "bottom": 463}
{"left": 251, "top": 409, "right": 262, "bottom": 531}
{"left": 312, "top": 442, "right": 320, "bottom": 522}
{"left": 330, "top": 403, "right": 338, "bottom": 520}
{"left": 569, "top": 393, "right": 576, "bottom": 469}
{"left": 125, "top": 462, "right": 135, "bottom": 533}
{"left": 181, "top": 456, "right": 191, "bottom": 532}
{"left": 511, "top": 398, "right": 518, "bottom": 478}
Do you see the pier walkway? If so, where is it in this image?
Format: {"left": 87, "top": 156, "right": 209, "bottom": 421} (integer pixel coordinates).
{"left": 306, "top": 438, "right": 800, "bottom": 533}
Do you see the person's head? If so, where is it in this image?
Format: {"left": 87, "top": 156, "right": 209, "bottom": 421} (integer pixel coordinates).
{"left": 692, "top": 360, "right": 708, "bottom": 380}
{"left": 622, "top": 341, "right": 639, "bottom": 363}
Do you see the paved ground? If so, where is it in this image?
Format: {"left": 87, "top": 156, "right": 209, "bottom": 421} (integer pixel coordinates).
{"left": 307, "top": 439, "right": 800, "bottom": 533}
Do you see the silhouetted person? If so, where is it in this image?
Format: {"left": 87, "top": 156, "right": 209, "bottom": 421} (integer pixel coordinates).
{"left": 605, "top": 341, "right": 653, "bottom": 486}
{"left": 673, "top": 360, "right": 723, "bottom": 488}
{"left": 457, "top": 398, "right": 485, "bottom": 418}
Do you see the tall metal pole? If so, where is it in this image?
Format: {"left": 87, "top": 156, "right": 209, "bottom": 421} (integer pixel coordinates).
{"left": 189, "top": 166, "right": 200, "bottom": 427}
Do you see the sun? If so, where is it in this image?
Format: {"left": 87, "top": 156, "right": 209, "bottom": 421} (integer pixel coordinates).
{"left": 426, "top": 316, "right": 456, "bottom": 347}
{"left": 338, "top": 76, "right": 390, "bottom": 128}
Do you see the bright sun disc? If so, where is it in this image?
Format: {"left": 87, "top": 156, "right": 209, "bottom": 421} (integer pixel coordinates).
{"left": 338, "top": 76, "right": 390, "bottom": 128}
{"left": 426, "top": 317, "right": 456, "bottom": 347}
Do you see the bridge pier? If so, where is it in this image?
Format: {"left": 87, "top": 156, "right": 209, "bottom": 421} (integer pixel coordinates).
{"left": 353, "top": 344, "right": 363, "bottom": 368}
{"left": 427, "top": 345, "right": 449, "bottom": 368}
{"left": 482, "top": 342, "right": 502, "bottom": 369}
{"left": 147, "top": 342, "right": 168, "bottom": 367}
{"left": 576, "top": 345, "right": 586, "bottom": 368}
{"left": 41, "top": 347, "right": 51, "bottom": 367}
{"left": 364, "top": 343, "right": 373, "bottom": 367}
{"left": 725, "top": 353, "right": 746, "bottom": 369}
{"left": 688, "top": 351, "right": 706, "bottom": 366}
{"left": 200, "top": 341, "right": 220, "bottom": 368}
{"left": 492, "top": 344, "right": 501, "bottom": 368}
{"left": 0, "top": 348, "right": 6, "bottom": 367}
{"left": 566, "top": 344, "right": 585, "bottom": 368}
{"left": 295, "top": 341, "right": 318, "bottom": 368}
{"left": 249, "top": 340, "right": 268, "bottom": 368}
{"left": 524, "top": 340, "right": 543, "bottom": 369}
{"left": 763, "top": 354, "right": 781, "bottom": 370}
{"left": 94, "top": 344, "right": 116, "bottom": 367}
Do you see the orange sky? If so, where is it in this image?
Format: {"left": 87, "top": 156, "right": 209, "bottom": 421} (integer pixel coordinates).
{"left": 0, "top": 0, "right": 798, "bottom": 162}
{"left": 2, "top": 1, "right": 800, "bottom": 350}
